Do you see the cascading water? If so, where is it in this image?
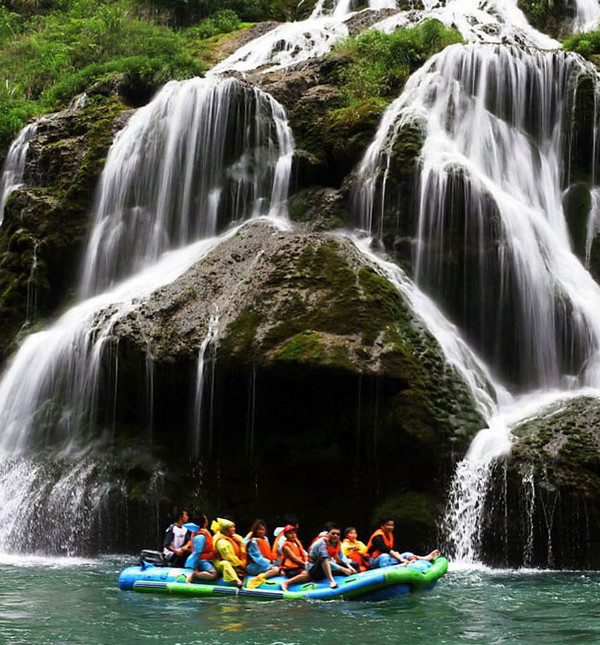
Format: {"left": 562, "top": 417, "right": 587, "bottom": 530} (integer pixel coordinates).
{"left": 212, "top": 0, "right": 395, "bottom": 74}
{"left": 353, "top": 0, "right": 600, "bottom": 563}
{"left": 80, "top": 76, "right": 293, "bottom": 297}
{"left": 0, "top": 122, "right": 37, "bottom": 226}
{"left": 0, "top": 73, "right": 294, "bottom": 553}
{"left": 573, "top": 0, "right": 600, "bottom": 33}
{"left": 356, "top": 45, "right": 600, "bottom": 389}
{"left": 191, "top": 312, "right": 220, "bottom": 459}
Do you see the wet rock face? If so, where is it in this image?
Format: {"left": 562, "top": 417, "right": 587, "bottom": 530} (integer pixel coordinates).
{"left": 101, "top": 219, "right": 486, "bottom": 549}
{"left": 0, "top": 94, "right": 131, "bottom": 361}
{"left": 517, "top": 0, "right": 576, "bottom": 38}
{"left": 478, "top": 397, "right": 600, "bottom": 568}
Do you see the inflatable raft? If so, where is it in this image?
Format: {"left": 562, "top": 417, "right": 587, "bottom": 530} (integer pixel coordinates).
{"left": 118, "top": 556, "right": 448, "bottom": 601}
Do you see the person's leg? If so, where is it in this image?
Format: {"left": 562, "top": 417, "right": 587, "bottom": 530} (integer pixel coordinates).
{"left": 321, "top": 558, "right": 337, "bottom": 588}
{"left": 219, "top": 561, "right": 243, "bottom": 587}
{"left": 189, "top": 560, "right": 218, "bottom": 582}
{"left": 262, "top": 566, "right": 280, "bottom": 580}
{"left": 280, "top": 570, "right": 310, "bottom": 591}
{"left": 246, "top": 562, "right": 262, "bottom": 576}
{"left": 370, "top": 554, "right": 396, "bottom": 568}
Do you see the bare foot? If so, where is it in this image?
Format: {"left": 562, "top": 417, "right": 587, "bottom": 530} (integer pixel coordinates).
{"left": 235, "top": 580, "right": 243, "bottom": 589}
{"left": 186, "top": 575, "right": 194, "bottom": 584}
{"left": 281, "top": 581, "right": 289, "bottom": 592}
{"left": 329, "top": 581, "right": 338, "bottom": 589}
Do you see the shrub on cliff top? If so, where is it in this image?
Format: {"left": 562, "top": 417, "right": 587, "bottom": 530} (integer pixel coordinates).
{"left": 0, "top": 0, "right": 247, "bottom": 150}
{"left": 563, "top": 30, "right": 600, "bottom": 58}
{"left": 333, "top": 20, "right": 463, "bottom": 105}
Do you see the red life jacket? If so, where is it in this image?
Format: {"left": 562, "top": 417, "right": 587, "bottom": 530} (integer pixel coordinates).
{"left": 366, "top": 528, "right": 394, "bottom": 558}
{"left": 326, "top": 539, "right": 343, "bottom": 565}
{"left": 248, "top": 536, "right": 273, "bottom": 564}
{"left": 197, "top": 528, "right": 214, "bottom": 560}
{"left": 279, "top": 538, "right": 306, "bottom": 570}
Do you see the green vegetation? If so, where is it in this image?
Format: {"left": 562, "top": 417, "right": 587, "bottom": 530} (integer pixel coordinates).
{"left": 563, "top": 29, "right": 600, "bottom": 59}
{"left": 288, "top": 20, "right": 462, "bottom": 178}
{"left": 331, "top": 20, "right": 463, "bottom": 107}
{"left": 0, "top": 0, "right": 270, "bottom": 151}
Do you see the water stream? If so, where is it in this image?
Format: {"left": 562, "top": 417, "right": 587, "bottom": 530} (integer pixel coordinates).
{"left": 0, "top": 122, "right": 37, "bottom": 226}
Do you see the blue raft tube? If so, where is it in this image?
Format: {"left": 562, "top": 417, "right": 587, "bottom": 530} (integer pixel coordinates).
{"left": 118, "top": 551, "right": 448, "bottom": 601}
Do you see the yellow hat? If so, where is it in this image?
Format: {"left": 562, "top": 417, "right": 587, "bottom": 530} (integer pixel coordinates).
{"left": 211, "top": 517, "right": 234, "bottom": 533}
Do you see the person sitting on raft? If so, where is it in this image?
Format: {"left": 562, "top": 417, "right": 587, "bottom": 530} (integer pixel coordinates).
{"left": 271, "top": 515, "right": 299, "bottom": 566}
{"left": 281, "top": 522, "right": 354, "bottom": 591}
{"left": 278, "top": 525, "right": 308, "bottom": 579}
{"left": 184, "top": 514, "right": 218, "bottom": 584}
{"left": 211, "top": 517, "right": 247, "bottom": 588}
{"left": 342, "top": 526, "right": 369, "bottom": 572}
{"left": 163, "top": 509, "right": 192, "bottom": 567}
{"left": 244, "top": 519, "right": 280, "bottom": 586}
{"left": 366, "top": 517, "right": 440, "bottom": 568}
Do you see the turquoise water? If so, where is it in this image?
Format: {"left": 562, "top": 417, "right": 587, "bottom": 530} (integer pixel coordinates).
{"left": 0, "top": 555, "right": 598, "bottom": 645}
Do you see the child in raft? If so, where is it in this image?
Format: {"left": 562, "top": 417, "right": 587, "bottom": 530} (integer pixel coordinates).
{"left": 211, "top": 517, "right": 247, "bottom": 588}
{"left": 341, "top": 526, "right": 369, "bottom": 572}
{"left": 278, "top": 525, "right": 308, "bottom": 578}
{"left": 244, "top": 519, "right": 280, "bottom": 587}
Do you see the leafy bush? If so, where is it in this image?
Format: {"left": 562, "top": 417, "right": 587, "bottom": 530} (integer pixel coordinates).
{"left": 333, "top": 20, "right": 463, "bottom": 106}
{"left": 0, "top": 0, "right": 225, "bottom": 149}
{"left": 185, "top": 9, "right": 240, "bottom": 39}
{"left": 563, "top": 30, "right": 600, "bottom": 58}
{"left": 134, "top": 0, "right": 270, "bottom": 25}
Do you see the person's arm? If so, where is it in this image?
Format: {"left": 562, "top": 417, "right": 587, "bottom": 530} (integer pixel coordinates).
{"left": 188, "top": 533, "right": 206, "bottom": 554}
{"left": 218, "top": 539, "right": 245, "bottom": 567}
{"left": 164, "top": 527, "right": 179, "bottom": 554}
{"left": 341, "top": 540, "right": 354, "bottom": 558}
{"left": 248, "top": 540, "right": 271, "bottom": 568}
{"left": 282, "top": 543, "right": 305, "bottom": 567}
{"left": 338, "top": 549, "right": 353, "bottom": 567}
{"left": 371, "top": 535, "right": 390, "bottom": 554}
{"left": 372, "top": 535, "right": 403, "bottom": 562}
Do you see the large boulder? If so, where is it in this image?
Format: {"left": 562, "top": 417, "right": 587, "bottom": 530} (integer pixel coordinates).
{"left": 103, "top": 218, "right": 488, "bottom": 548}
{"left": 480, "top": 397, "right": 600, "bottom": 568}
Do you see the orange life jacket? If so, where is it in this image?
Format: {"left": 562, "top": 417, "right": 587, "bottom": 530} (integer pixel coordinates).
{"left": 197, "top": 528, "right": 214, "bottom": 560}
{"left": 366, "top": 528, "right": 394, "bottom": 559}
{"left": 279, "top": 538, "right": 306, "bottom": 570}
{"left": 215, "top": 534, "right": 246, "bottom": 566}
{"left": 248, "top": 536, "right": 273, "bottom": 564}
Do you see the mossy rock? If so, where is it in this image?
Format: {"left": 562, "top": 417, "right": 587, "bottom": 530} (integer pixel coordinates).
{"left": 0, "top": 94, "right": 130, "bottom": 361}
{"left": 511, "top": 396, "right": 600, "bottom": 496}
{"left": 517, "top": 0, "right": 575, "bottom": 38}
{"left": 371, "top": 492, "right": 440, "bottom": 548}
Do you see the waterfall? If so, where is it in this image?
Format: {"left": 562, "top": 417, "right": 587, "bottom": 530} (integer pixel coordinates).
{"left": 0, "top": 72, "right": 294, "bottom": 553}
{"left": 212, "top": 0, "right": 399, "bottom": 74}
{"left": 191, "top": 312, "right": 220, "bottom": 458}
{"left": 80, "top": 76, "right": 293, "bottom": 297}
{"left": 0, "top": 122, "right": 37, "bottom": 226}
{"left": 352, "top": 0, "right": 600, "bottom": 562}
{"left": 573, "top": 0, "right": 600, "bottom": 33}
{"left": 355, "top": 45, "right": 600, "bottom": 390}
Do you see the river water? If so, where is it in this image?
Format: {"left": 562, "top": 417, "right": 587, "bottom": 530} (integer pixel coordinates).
{"left": 0, "top": 556, "right": 597, "bottom": 645}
